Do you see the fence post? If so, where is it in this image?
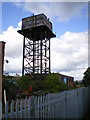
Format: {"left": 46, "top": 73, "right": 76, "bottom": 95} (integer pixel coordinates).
{"left": 47, "top": 94, "right": 50, "bottom": 118}
{"left": 40, "top": 95, "right": 43, "bottom": 118}
{"left": 37, "top": 95, "right": 40, "bottom": 118}
{"left": 10, "top": 100, "right": 14, "bottom": 118}
{"left": 44, "top": 94, "right": 48, "bottom": 118}
{"left": 77, "top": 88, "right": 79, "bottom": 118}
{"left": 28, "top": 98, "right": 31, "bottom": 118}
{"left": 65, "top": 91, "right": 67, "bottom": 118}
{"left": 24, "top": 98, "right": 27, "bottom": 118}
{"left": 20, "top": 99, "right": 23, "bottom": 118}
{"left": 5, "top": 101, "right": 8, "bottom": 119}
{"left": 42, "top": 94, "right": 45, "bottom": 118}
{"left": 43, "top": 94, "right": 45, "bottom": 118}
{"left": 34, "top": 96, "right": 37, "bottom": 118}
{"left": 46, "top": 94, "right": 48, "bottom": 118}
{"left": 16, "top": 99, "right": 19, "bottom": 118}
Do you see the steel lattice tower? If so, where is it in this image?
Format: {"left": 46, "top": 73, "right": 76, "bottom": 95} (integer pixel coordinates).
{"left": 18, "top": 13, "right": 56, "bottom": 75}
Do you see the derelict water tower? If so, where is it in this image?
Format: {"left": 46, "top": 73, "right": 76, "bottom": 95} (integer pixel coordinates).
{"left": 18, "top": 13, "right": 56, "bottom": 75}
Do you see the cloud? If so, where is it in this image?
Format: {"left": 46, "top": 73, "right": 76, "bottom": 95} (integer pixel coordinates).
{"left": 0, "top": 22, "right": 23, "bottom": 74}
{"left": 4, "top": 57, "right": 22, "bottom": 74}
{"left": 13, "top": 2, "right": 87, "bottom": 22}
{"left": 0, "top": 22, "right": 23, "bottom": 58}
{"left": 0, "top": 22, "right": 88, "bottom": 80}
{"left": 51, "top": 31, "right": 88, "bottom": 80}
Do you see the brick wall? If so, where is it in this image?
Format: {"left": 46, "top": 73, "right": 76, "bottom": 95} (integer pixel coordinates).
{"left": 68, "top": 78, "right": 74, "bottom": 86}
{"left": 59, "top": 73, "right": 74, "bottom": 87}
{"left": 0, "top": 41, "right": 5, "bottom": 102}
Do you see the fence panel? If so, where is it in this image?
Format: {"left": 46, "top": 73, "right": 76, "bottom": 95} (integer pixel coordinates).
{"left": 58, "top": 91, "right": 66, "bottom": 118}
{"left": 83, "top": 87, "right": 88, "bottom": 116}
{"left": 3, "top": 87, "right": 90, "bottom": 119}
{"left": 66, "top": 89, "right": 78, "bottom": 118}
{"left": 88, "top": 86, "right": 90, "bottom": 113}
{"left": 78, "top": 88, "right": 85, "bottom": 118}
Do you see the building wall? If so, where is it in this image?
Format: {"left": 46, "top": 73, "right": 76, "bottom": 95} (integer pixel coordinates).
{"left": 59, "top": 73, "right": 74, "bottom": 86}
{"left": 67, "top": 78, "right": 74, "bottom": 86}
{"left": 0, "top": 41, "right": 5, "bottom": 102}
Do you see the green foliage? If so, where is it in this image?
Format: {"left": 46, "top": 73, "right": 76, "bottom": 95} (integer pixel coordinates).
{"left": 44, "top": 73, "right": 68, "bottom": 93}
{"left": 3, "top": 73, "right": 74, "bottom": 100}
{"left": 32, "top": 80, "right": 46, "bottom": 91}
{"left": 17, "top": 75, "right": 33, "bottom": 91}
{"left": 17, "top": 73, "right": 72, "bottom": 94}
{"left": 2, "top": 76, "right": 19, "bottom": 102}
{"left": 74, "top": 80, "right": 84, "bottom": 88}
{"left": 82, "top": 67, "right": 90, "bottom": 87}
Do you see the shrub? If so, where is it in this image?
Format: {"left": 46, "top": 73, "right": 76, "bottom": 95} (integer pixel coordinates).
{"left": 44, "top": 73, "right": 69, "bottom": 93}
{"left": 17, "top": 75, "right": 33, "bottom": 91}
{"left": 17, "top": 73, "right": 71, "bottom": 95}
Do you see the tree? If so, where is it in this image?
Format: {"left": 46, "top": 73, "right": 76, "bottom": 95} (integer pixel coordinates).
{"left": 2, "top": 78, "right": 19, "bottom": 103}
{"left": 17, "top": 75, "right": 33, "bottom": 91}
{"left": 17, "top": 73, "right": 74, "bottom": 96}
{"left": 44, "top": 73, "right": 69, "bottom": 93}
{"left": 82, "top": 67, "right": 90, "bottom": 86}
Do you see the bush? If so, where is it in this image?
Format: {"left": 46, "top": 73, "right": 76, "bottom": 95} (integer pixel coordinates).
{"left": 82, "top": 67, "right": 90, "bottom": 87}
{"left": 43, "top": 73, "right": 69, "bottom": 93}
{"left": 17, "top": 75, "right": 33, "bottom": 91}
{"left": 17, "top": 73, "right": 72, "bottom": 95}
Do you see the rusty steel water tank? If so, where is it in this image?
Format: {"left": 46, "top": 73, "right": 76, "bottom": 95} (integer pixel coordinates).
{"left": 18, "top": 13, "right": 55, "bottom": 40}
{"left": 22, "top": 13, "right": 52, "bottom": 31}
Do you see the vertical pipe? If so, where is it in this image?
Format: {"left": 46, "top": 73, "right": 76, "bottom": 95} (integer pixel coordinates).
{"left": 49, "top": 37, "right": 51, "bottom": 73}
{"left": 39, "top": 40, "right": 40, "bottom": 74}
{"left": 22, "top": 36, "right": 25, "bottom": 76}
{"left": 33, "top": 40, "right": 35, "bottom": 73}
{"left": 33, "top": 29, "right": 37, "bottom": 73}
{"left": 40, "top": 32, "right": 42, "bottom": 74}
{"left": 37, "top": 40, "right": 39, "bottom": 73}
{"left": 45, "top": 31, "right": 47, "bottom": 73}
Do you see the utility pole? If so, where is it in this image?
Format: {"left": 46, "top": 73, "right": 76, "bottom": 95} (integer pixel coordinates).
{"left": 0, "top": 41, "right": 5, "bottom": 119}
